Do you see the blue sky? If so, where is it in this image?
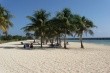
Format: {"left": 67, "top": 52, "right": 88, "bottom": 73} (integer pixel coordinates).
{"left": 0, "top": 0, "right": 110, "bottom": 37}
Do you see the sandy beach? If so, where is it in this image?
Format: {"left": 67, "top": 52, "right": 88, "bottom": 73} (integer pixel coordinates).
{"left": 0, "top": 40, "right": 110, "bottom": 73}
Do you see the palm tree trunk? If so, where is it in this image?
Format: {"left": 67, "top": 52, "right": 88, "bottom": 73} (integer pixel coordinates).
{"left": 58, "top": 36, "right": 62, "bottom": 47}
{"left": 59, "top": 34, "right": 61, "bottom": 46}
{"left": 41, "top": 31, "right": 43, "bottom": 48}
{"left": 80, "top": 35, "right": 84, "bottom": 48}
{"left": 4, "top": 31, "right": 8, "bottom": 41}
{"left": 33, "top": 39, "right": 35, "bottom": 43}
{"left": 56, "top": 36, "right": 59, "bottom": 44}
{"left": 46, "top": 39, "right": 48, "bottom": 44}
{"left": 40, "top": 19, "right": 43, "bottom": 48}
{"left": 64, "top": 29, "right": 67, "bottom": 49}
{"left": 41, "top": 36, "right": 42, "bottom": 48}
{"left": 51, "top": 39, "right": 54, "bottom": 45}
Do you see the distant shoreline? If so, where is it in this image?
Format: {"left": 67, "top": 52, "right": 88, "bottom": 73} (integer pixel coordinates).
{"left": 67, "top": 40, "right": 110, "bottom": 46}
{"left": 66, "top": 37, "right": 110, "bottom": 40}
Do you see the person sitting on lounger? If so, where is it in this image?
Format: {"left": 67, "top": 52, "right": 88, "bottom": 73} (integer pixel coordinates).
{"left": 30, "top": 43, "right": 33, "bottom": 48}
{"left": 24, "top": 43, "right": 29, "bottom": 48}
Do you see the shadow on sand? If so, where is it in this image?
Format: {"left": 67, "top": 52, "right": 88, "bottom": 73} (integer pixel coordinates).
{"left": 0, "top": 45, "right": 65, "bottom": 50}
{"left": 0, "top": 46, "right": 15, "bottom": 49}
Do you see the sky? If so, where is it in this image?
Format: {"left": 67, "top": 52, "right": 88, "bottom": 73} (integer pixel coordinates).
{"left": 0, "top": 0, "right": 110, "bottom": 37}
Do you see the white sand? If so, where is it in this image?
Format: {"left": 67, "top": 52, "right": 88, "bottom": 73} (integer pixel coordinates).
{"left": 0, "top": 40, "right": 110, "bottom": 73}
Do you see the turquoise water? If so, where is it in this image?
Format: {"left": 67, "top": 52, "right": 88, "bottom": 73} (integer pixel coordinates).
{"left": 67, "top": 40, "right": 110, "bottom": 46}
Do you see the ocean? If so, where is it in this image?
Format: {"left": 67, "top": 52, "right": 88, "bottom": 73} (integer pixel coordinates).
{"left": 67, "top": 40, "right": 110, "bottom": 46}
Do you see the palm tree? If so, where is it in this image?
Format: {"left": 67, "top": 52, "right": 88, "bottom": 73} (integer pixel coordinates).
{"left": 0, "top": 4, "right": 13, "bottom": 35}
{"left": 44, "top": 18, "right": 61, "bottom": 46}
{"left": 22, "top": 9, "right": 50, "bottom": 48}
{"left": 56, "top": 8, "right": 75, "bottom": 49}
{"left": 74, "top": 15, "right": 96, "bottom": 48}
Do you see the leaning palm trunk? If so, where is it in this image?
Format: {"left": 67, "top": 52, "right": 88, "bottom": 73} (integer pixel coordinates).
{"left": 64, "top": 29, "right": 67, "bottom": 49}
{"left": 46, "top": 39, "right": 48, "bottom": 44}
{"left": 59, "top": 34, "right": 61, "bottom": 46}
{"left": 79, "top": 35, "right": 84, "bottom": 48}
{"left": 56, "top": 36, "right": 59, "bottom": 44}
{"left": 41, "top": 37, "right": 43, "bottom": 48}
{"left": 4, "top": 31, "right": 8, "bottom": 41}
{"left": 51, "top": 39, "right": 54, "bottom": 45}
{"left": 33, "top": 39, "right": 35, "bottom": 43}
{"left": 41, "top": 31, "right": 43, "bottom": 48}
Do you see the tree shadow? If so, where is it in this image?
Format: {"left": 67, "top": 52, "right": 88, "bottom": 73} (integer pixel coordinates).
{"left": 0, "top": 45, "right": 66, "bottom": 50}
{"left": 0, "top": 46, "right": 15, "bottom": 49}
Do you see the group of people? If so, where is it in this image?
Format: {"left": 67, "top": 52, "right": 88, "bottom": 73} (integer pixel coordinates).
{"left": 23, "top": 43, "right": 33, "bottom": 49}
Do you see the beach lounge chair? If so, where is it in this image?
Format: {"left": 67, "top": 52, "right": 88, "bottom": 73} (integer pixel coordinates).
{"left": 23, "top": 43, "right": 34, "bottom": 49}
{"left": 49, "top": 43, "right": 61, "bottom": 48}
{"left": 54, "top": 43, "right": 61, "bottom": 48}
{"left": 24, "top": 43, "right": 30, "bottom": 49}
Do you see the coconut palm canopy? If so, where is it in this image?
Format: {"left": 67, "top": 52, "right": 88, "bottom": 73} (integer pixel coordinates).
{"left": 73, "top": 15, "right": 96, "bottom": 48}
{"left": 22, "top": 9, "right": 50, "bottom": 48}
{"left": 0, "top": 4, "right": 13, "bottom": 33}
